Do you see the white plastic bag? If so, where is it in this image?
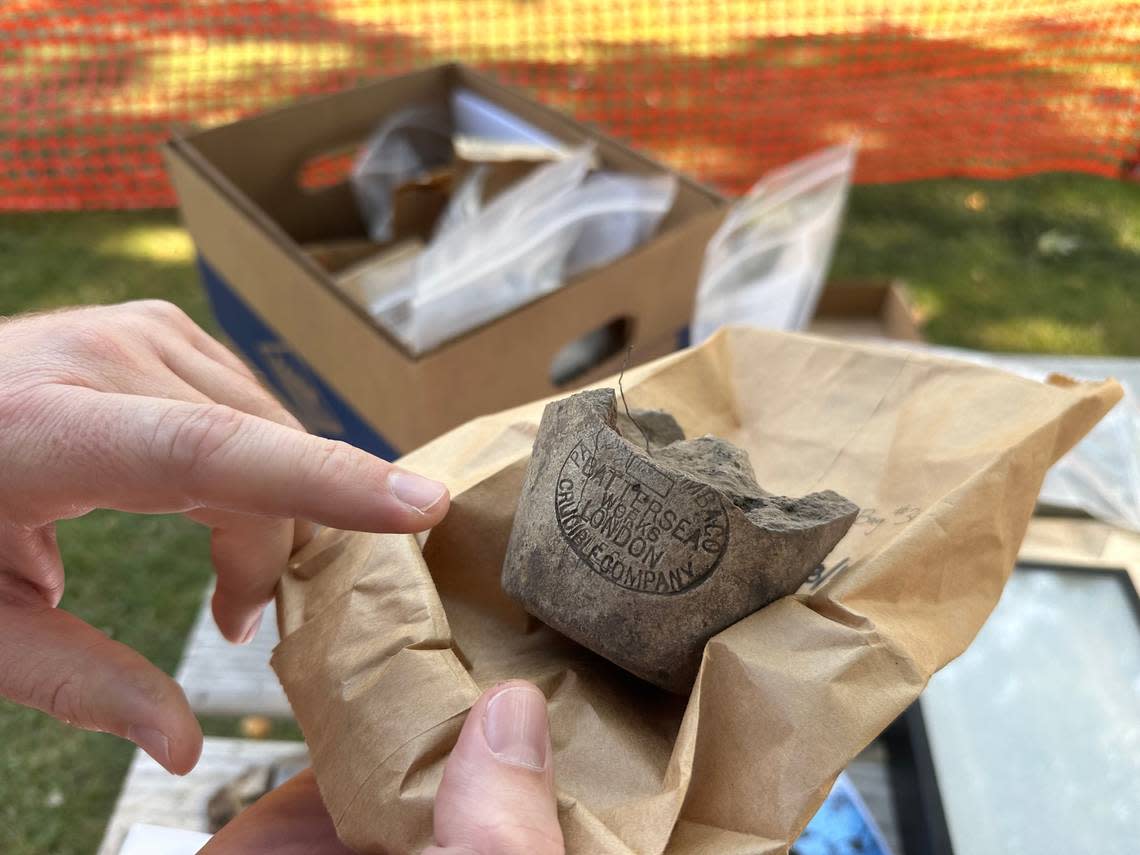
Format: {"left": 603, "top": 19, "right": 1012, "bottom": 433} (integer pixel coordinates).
{"left": 450, "top": 89, "right": 563, "bottom": 147}
{"left": 692, "top": 142, "right": 857, "bottom": 342}
{"left": 352, "top": 90, "right": 568, "bottom": 241}
{"left": 431, "top": 164, "right": 488, "bottom": 241}
{"left": 369, "top": 149, "right": 677, "bottom": 354}
{"left": 350, "top": 106, "right": 453, "bottom": 242}
{"left": 412, "top": 147, "right": 593, "bottom": 300}
{"left": 564, "top": 172, "right": 677, "bottom": 277}
{"left": 434, "top": 167, "right": 676, "bottom": 277}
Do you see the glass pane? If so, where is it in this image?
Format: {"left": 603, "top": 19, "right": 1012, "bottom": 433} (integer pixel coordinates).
{"left": 922, "top": 566, "right": 1140, "bottom": 855}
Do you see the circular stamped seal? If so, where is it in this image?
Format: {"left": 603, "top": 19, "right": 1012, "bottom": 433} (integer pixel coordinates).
{"left": 554, "top": 430, "right": 729, "bottom": 595}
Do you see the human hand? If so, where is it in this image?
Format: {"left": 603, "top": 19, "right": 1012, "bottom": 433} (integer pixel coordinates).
{"left": 0, "top": 302, "right": 450, "bottom": 773}
{"left": 202, "top": 680, "right": 564, "bottom": 854}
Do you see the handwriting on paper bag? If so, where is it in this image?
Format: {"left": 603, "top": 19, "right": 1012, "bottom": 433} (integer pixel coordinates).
{"left": 852, "top": 504, "right": 923, "bottom": 536}
{"left": 806, "top": 503, "right": 923, "bottom": 591}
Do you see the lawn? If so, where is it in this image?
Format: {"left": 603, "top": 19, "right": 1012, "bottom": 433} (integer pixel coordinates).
{"left": 832, "top": 174, "right": 1140, "bottom": 355}
{"left": 0, "top": 173, "right": 1137, "bottom": 855}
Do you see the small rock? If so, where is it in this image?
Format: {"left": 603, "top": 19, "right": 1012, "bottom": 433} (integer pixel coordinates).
{"left": 239, "top": 715, "right": 272, "bottom": 740}
{"left": 502, "top": 389, "right": 858, "bottom": 693}
{"left": 964, "top": 190, "right": 988, "bottom": 211}
{"left": 208, "top": 766, "right": 272, "bottom": 832}
{"left": 206, "top": 753, "right": 308, "bottom": 832}
{"left": 1037, "top": 229, "right": 1080, "bottom": 257}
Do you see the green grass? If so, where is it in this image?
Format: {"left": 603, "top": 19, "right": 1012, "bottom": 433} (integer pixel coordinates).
{"left": 0, "top": 173, "right": 1138, "bottom": 854}
{"left": 0, "top": 210, "right": 207, "bottom": 320}
{"left": 832, "top": 173, "right": 1140, "bottom": 355}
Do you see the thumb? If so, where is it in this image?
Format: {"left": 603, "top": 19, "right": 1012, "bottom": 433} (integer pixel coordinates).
{"left": 0, "top": 598, "right": 202, "bottom": 775}
{"left": 426, "top": 680, "right": 564, "bottom": 855}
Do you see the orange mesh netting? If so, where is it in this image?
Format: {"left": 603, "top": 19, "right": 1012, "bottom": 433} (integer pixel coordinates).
{"left": 2, "top": 1, "right": 1138, "bottom": 209}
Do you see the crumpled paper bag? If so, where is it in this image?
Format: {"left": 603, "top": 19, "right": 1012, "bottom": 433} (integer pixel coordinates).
{"left": 271, "top": 327, "right": 1120, "bottom": 854}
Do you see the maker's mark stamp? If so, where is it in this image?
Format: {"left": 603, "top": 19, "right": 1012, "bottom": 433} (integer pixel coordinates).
{"left": 554, "top": 430, "right": 729, "bottom": 594}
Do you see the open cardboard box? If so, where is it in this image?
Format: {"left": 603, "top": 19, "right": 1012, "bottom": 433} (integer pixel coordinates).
{"left": 165, "top": 63, "right": 726, "bottom": 458}
{"left": 809, "top": 279, "right": 923, "bottom": 342}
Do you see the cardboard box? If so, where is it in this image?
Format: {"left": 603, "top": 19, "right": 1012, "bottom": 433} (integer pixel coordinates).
{"left": 809, "top": 279, "right": 924, "bottom": 342}
{"left": 165, "top": 64, "right": 726, "bottom": 458}
{"left": 673, "top": 279, "right": 923, "bottom": 352}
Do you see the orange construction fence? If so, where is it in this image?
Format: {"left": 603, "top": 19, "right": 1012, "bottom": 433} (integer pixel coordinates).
{"left": 1, "top": 1, "right": 1137, "bottom": 209}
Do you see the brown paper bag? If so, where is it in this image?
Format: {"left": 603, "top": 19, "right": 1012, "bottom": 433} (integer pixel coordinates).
{"left": 272, "top": 328, "right": 1120, "bottom": 854}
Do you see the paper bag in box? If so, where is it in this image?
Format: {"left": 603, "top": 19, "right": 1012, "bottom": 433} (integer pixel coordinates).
{"left": 272, "top": 327, "right": 1120, "bottom": 854}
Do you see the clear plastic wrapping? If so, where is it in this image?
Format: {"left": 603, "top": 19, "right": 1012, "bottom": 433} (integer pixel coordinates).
{"left": 361, "top": 148, "right": 676, "bottom": 354}
{"left": 692, "top": 142, "right": 857, "bottom": 342}
{"left": 350, "top": 106, "right": 453, "bottom": 242}
{"left": 349, "top": 95, "right": 676, "bottom": 354}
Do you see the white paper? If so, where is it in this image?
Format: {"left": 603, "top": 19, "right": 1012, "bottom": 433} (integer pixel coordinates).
{"left": 451, "top": 89, "right": 563, "bottom": 149}
{"left": 118, "top": 824, "right": 211, "bottom": 855}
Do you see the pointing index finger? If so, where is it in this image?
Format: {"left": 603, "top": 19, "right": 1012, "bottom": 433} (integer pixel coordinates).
{"left": 9, "top": 389, "right": 449, "bottom": 532}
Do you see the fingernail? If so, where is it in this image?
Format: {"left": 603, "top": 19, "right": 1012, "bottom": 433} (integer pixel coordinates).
{"left": 483, "top": 685, "right": 549, "bottom": 771}
{"left": 239, "top": 608, "right": 264, "bottom": 645}
{"left": 387, "top": 470, "right": 448, "bottom": 513}
{"left": 128, "top": 724, "right": 171, "bottom": 770}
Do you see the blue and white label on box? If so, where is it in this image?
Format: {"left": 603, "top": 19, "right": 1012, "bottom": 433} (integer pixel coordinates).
{"left": 196, "top": 256, "right": 398, "bottom": 461}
